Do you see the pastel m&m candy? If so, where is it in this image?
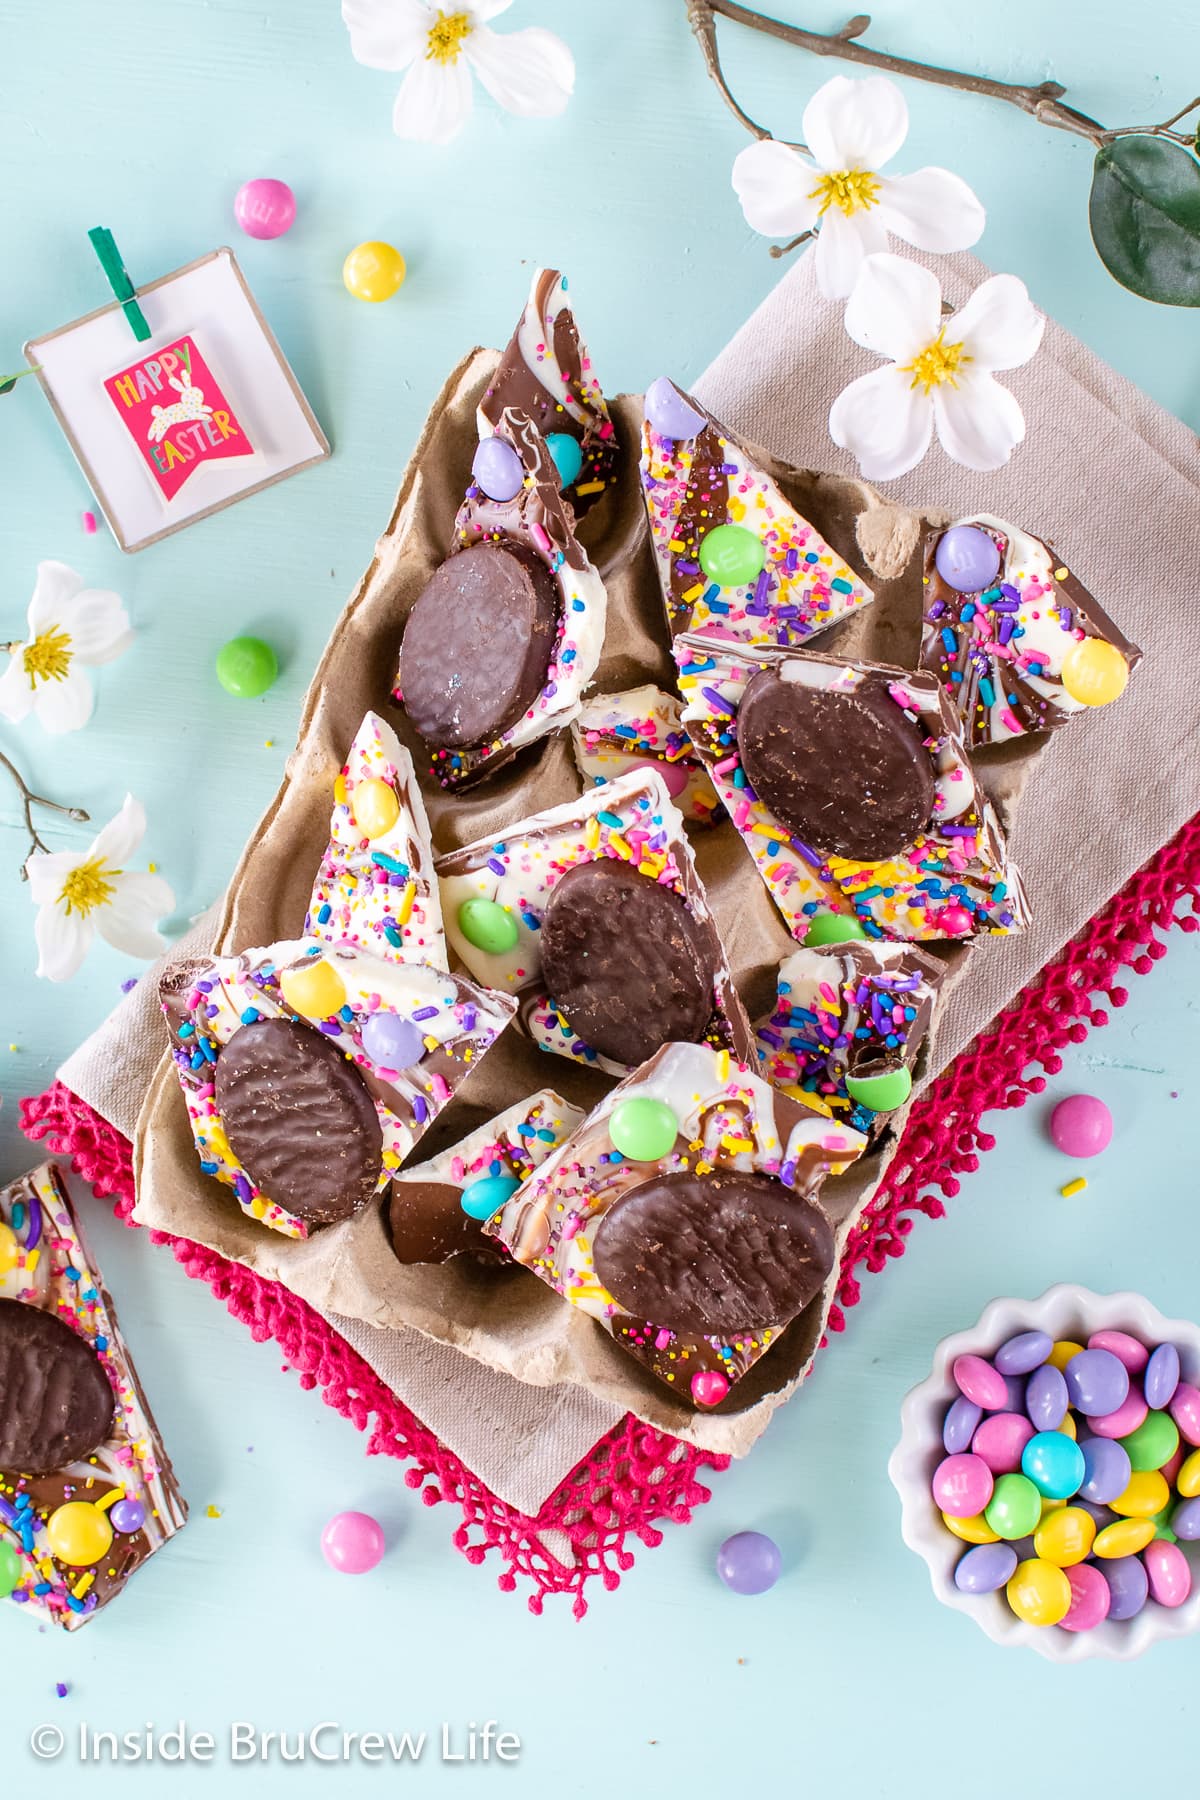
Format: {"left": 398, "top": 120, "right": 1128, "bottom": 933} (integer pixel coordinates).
{"left": 973, "top": 1412, "right": 1034, "bottom": 1475}
{"left": 1026, "top": 1363, "right": 1069, "bottom": 1431}
{"left": 1006, "top": 1558, "right": 1071, "bottom": 1626}
{"left": 1144, "top": 1343, "right": 1181, "bottom": 1410}
{"left": 216, "top": 634, "right": 278, "bottom": 698}
{"left": 942, "top": 1395, "right": 983, "bottom": 1454}
{"left": 954, "top": 1542, "right": 1017, "bottom": 1594}
{"left": 1143, "top": 1539, "right": 1192, "bottom": 1607}
{"left": 343, "top": 241, "right": 406, "bottom": 302}
{"left": 1049, "top": 1093, "right": 1112, "bottom": 1157}
{"left": 1092, "top": 1517, "right": 1155, "bottom": 1559}
{"left": 1088, "top": 1330, "right": 1148, "bottom": 1373}
{"left": 1065, "top": 1349, "right": 1128, "bottom": 1416}
{"left": 1078, "top": 1435, "right": 1131, "bottom": 1505}
{"left": 1059, "top": 1563, "right": 1111, "bottom": 1632}
{"left": 1085, "top": 1385, "right": 1148, "bottom": 1440}
{"left": 1060, "top": 636, "right": 1130, "bottom": 707}
{"left": 716, "top": 1531, "right": 781, "bottom": 1595}
{"left": 952, "top": 1354, "right": 1008, "bottom": 1411}
{"left": 1178, "top": 1448, "right": 1200, "bottom": 1498}
{"left": 699, "top": 524, "right": 765, "bottom": 587}
{"left": 321, "top": 1510, "right": 385, "bottom": 1573}
{"left": 1169, "top": 1382, "right": 1200, "bottom": 1446}
{"left": 234, "top": 177, "right": 296, "bottom": 239}
{"left": 1120, "top": 1409, "right": 1178, "bottom": 1471}
{"left": 1021, "top": 1430, "right": 1085, "bottom": 1500}
{"left": 1110, "top": 1469, "right": 1170, "bottom": 1519}
{"left": 932, "top": 1454, "right": 993, "bottom": 1518}
{"left": 934, "top": 525, "right": 1002, "bottom": 593}
{"left": 985, "top": 1473, "right": 1041, "bottom": 1540}
{"left": 1034, "top": 1505, "right": 1095, "bottom": 1567}
{"left": 644, "top": 376, "right": 705, "bottom": 441}
{"left": 1102, "top": 1554, "right": 1149, "bottom": 1620}
{"left": 994, "top": 1331, "right": 1053, "bottom": 1377}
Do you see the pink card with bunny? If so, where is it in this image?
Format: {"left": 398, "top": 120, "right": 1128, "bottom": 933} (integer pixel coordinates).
{"left": 103, "top": 335, "right": 252, "bottom": 501}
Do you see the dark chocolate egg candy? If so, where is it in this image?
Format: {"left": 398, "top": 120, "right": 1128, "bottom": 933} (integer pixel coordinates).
{"left": 398, "top": 542, "right": 559, "bottom": 749}
{"left": 214, "top": 1019, "right": 383, "bottom": 1227}
{"left": 540, "top": 859, "right": 717, "bottom": 1064}
{"left": 738, "top": 667, "right": 936, "bottom": 861}
{"left": 592, "top": 1169, "right": 834, "bottom": 1334}
{"left": 0, "top": 1298, "right": 115, "bottom": 1473}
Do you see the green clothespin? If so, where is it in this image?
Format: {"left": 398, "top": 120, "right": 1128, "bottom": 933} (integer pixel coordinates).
{"left": 88, "top": 226, "right": 152, "bottom": 343}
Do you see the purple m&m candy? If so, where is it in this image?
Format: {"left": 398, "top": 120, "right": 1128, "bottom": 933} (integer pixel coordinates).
{"left": 716, "top": 1530, "right": 781, "bottom": 1595}
{"left": 1101, "top": 1554, "right": 1149, "bottom": 1621}
{"left": 952, "top": 1354, "right": 1008, "bottom": 1411}
{"left": 1026, "top": 1363, "right": 1069, "bottom": 1431}
{"left": 934, "top": 524, "right": 1001, "bottom": 593}
{"left": 994, "top": 1330, "right": 1053, "bottom": 1377}
{"left": 1145, "top": 1343, "right": 1181, "bottom": 1410}
{"left": 109, "top": 1499, "right": 145, "bottom": 1535}
{"left": 361, "top": 1011, "right": 424, "bottom": 1072}
{"left": 1078, "top": 1435, "right": 1132, "bottom": 1505}
{"left": 942, "top": 1395, "right": 982, "bottom": 1455}
{"left": 1171, "top": 1496, "right": 1200, "bottom": 1540}
{"left": 954, "top": 1542, "right": 1017, "bottom": 1595}
{"left": 1064, "top": 1348, "right": 1129, "bottom": 1417}
{"left": 644, "top": 376, "right": 706, "bottom": 442}
{"left": 471, "top": 436, "right": 524, "bottom": 503}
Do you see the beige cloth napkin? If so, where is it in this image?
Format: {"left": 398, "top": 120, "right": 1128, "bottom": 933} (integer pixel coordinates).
{"left": 60, "top": 249, "right": 1200, "bottom": 1511}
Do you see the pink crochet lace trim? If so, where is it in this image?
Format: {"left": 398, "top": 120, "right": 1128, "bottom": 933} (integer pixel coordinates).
{"left": 21, "top": 812, "right": 1200, "bottom": 1614}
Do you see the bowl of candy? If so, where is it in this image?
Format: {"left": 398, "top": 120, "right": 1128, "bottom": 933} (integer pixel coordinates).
{"left": 888, "top": 1286, "right": 1200, "bottom": 1661}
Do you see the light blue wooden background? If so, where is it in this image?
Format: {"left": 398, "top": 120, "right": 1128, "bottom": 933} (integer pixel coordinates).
{"left": 0, "top": 0, "right": 1196, "bottom": 1790}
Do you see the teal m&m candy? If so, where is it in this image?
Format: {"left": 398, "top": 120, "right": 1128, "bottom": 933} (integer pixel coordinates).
{"left": 545, "top": 432, "right": 583, "bottom": 487}
{"left": 846, "top": 1067, "right": 912, "bottom": 1113}
{"left": 0, "top": 1538, "right": 22, "bottom": 1598}
{"left": 985, "top": 1472, "right": 1041, "bottom": 1540}
{"left": 698, "top": 524, "right": 765, "bottom": 587}
{"left": 1021, "top": 1430, "right": 1085, "bottom": 1500}
{"left": 803, "top": 912, "right": 868, "bottom": 948}
{"left": 216, "top": 634, "right": 278, "bottom": 698}
{"left": 457, "top": 897, "right": 519, "bottom": 955}
{"left": 609, "top": 1097, "right": 678, "bottom": 1162}
{"left": 460, "top": 1174, "right": 519, "bottom": 1221}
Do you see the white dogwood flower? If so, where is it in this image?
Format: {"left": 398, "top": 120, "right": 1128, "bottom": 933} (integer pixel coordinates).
{"left": 27, "top": 795, "right": 174, "bottom": 982}
{"left": 342, "top": 0, "right": 574, "bottom": 144}
{"left": 0, "top": 561, "right": 132, "bottom": 735}
{"left": 829, "top": 254, "right": 1046, "bottom": 481}
{"left": 732, "top": 75, "right": 985, "bottom": 299}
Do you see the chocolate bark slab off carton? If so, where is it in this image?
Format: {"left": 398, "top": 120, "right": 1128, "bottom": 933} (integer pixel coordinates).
{"left": 0, "top": 1163, "right": 186, "bottom": 1629}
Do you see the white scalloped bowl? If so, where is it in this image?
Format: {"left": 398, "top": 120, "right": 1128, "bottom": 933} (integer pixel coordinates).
{"left": 888, "top": 1285, "right": 1200, "bottom": 1662}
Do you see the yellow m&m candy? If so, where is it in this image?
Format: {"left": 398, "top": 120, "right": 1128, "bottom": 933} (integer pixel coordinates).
{"left": 280, "top": 958, "right": 347, "bottom": 1021}
{"left": 942, "top": 1510, "right": 999, "bottom": 1545}
{"left": 1034, "top": 1505, "right": 1096, "bottom": 1567}
{"left": 1110, "top": 1469, "right": 1170, "bottom": 1518}
{"left": 350, "top": 778, "right": 400, "bottom": 841}
{"left": 0, "top": 1220, "right": 18, "bottom": 1277}
{"left": 46, "top": 1501, "right": 113, "bottom": 1568}
{"left": 1093, "top": 1517, "right": 1156, "bottom": 1559}
{"left": 1006, "top": 1557, "right": 1072, "bottom": 1626}
{"left": 343, "top": 241, "right": 406, "bottom": 303}
{"left": 1061, "top": 637, "right": 1129, "bottom": 707}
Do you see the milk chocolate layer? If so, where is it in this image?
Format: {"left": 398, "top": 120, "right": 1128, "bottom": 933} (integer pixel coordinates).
{"left": 0, "top": 1298, "right": 115, "bottom": 1475}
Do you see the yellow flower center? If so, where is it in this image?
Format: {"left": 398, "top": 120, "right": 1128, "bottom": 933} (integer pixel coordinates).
{"left": 902, "top": 330, "right": 971, "bottom": 395}
{"left": 426, "top": 9, "right": 473, "bottom": 64}
{"left": 810, "top": 168, "right": 881, "bottom": 218}
{"left": 22, "top": 626, "right": 73, "bottom": 686}
{"left": 60, "top": 858, "right": 116, "bottom": 918}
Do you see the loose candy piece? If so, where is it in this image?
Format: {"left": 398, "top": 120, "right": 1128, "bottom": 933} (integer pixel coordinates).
{"left": 1006, "top": 1557, "right": 1071, "bottom": 1626}
{"left": 1079, "top": 1435, "right": 1132, "bottom": 1505}
{"left": 1059, "top": 1563, "right": 1111, "bottom": 1632}
{"left": 1088, "top": 1329, "right": 1148, "bottom": 1372}
{"left": 953, "top": 1354, "right": 1008, "bottom": 1411}
{"left": 321, "top": 1511, "right": 385, "bottom": 1574}
{"left": 1121, "top": 1409, "right": 1179, "bottom": 1472}
{"left": 1169, "top": 1382, "right": 1200, "bottom": 1446}
{"left": 1049, "top": 1093, "right": 1113, "bottom": 1158}
{"left": 1110, "top": 1470, "right": 1170, "bottom": 1519}
{"left": 1026, "top": 1363, "right": 1069, "bottom": 1431}
{"left": 1102, "top": 1554, "right": 1149, "bottom": 1620}
{"left": 216, "top": 634, "right": 278, "bottom": 698}
{"left": 954, "top": 1542, "right": 1017, "bottom": 1594}
{"left": 985, "top": 1473, "right": 1042, "bottom": 1540}
{"left": 715, "top": 1530, "right": 781, "bottom": 1595}
{"left": 1086, "top": 1386, "right": 1148, "bottom": 1441}
{"left": 343, "top": 240, "right": 406, "bottom": 302}
{"left": 1021, "top": 1431, "right": 1085, "bottom": 1500}
{"left": 1092, "top": 1517, "right": 1156, "bottom": 1558}
{"left": 1178, "top": 1448, "right": 1200, "bottom": 1498}
{"left": 1064, "top": 1348, "right": 1129, "bottom": 1416}
{"left": 994, "top": 1330, "right": 1053, "bottom": 1377}
{"left": 1171, "top": 1496, "right": 1200, "bottom": 1539}
{"left": 972, "top": 1413, "right": 1034, "bottom": 1476}
{"left": 1143, "top": 1539, "right": 1192, "bottom": 1607}
{"left": 1145, "top": 1343, "right": 1181, "bottom": 1410}
{"left": 234, "top": 177, "right": 296, "bottom": 239}
{"left": 933, "top": 1454, "right": 994, "bottom": 1519}
{"left": 1034, "top": 1505, "right": 1095, "bottom": 1567}
{"left": 942, "top": 1510, "right": 999, "bottom": 1544}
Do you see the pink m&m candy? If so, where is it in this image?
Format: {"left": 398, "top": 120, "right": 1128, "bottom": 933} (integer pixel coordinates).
{"left": 631, "top": 758, "right": 688, "bottom": 800}
{"left": 933, "top": 1454, "right": 994, "bottom": 1518}
{"left": 234, "top": 177, "right": 296, "bottom": 240}
{"left": 972, "top": 1413, "right": 1035, "bottom": 1475}
{"left": 1143, "top": 1539, "right": 1192, "bottom": 1608}
{"left": 320, "top": 1510, "right": 385, "bottom": 1574}
{"left": 1170, "top": 1382, "right": 1200, "bottom": 1447}
{"left": 952, "top": 1355, "right": 1008, "bottom": 1411}
{"left": 1049, "top": 1093, "right": 1112, "bottom": 1157}
{"left": 1087, "top": 1330, "right": 1148, "bottom": 1373}
{"left": 1085, "top": 1386, "right": 1148, "bottom": 1441}
{"left": 1059, "top": 1562, "right": 1111, "bottom": 1632}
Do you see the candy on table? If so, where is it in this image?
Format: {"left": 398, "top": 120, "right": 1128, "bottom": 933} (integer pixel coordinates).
{"left": 477, "top": 267, "right": 617, "bottom": 516}
{"left": 160, "top": 940, "right": 515, "bottom": 1240}
{"left": 676, "top": 634, "right": 1029, "bottom": 945}
{"left": 395, "top": 405, "right": 607, "bottom": 792}
{"left": 0, "top": 1164, "right": 187, "bottom": 1629}
{"left": 342, "top": 241, "right": 406, "bottom": 303}
{"left": 234, "top": 177, "right": 296, "bottom": 240}
{"left": 753, "top": 937, "right": 943, "bottom": 1134}
{"left": 640, "top": 377, "right": 874, "bottom": 651}
{"left": 1049, "top": 1093, "right": 1113, "bottom": 1158}
{"left": 305, "top": 710, "right": 446, "bottom": 971}
{"left": 486, "top": 1040, "right": 865, "bottom": 1407}
{"left": 436, "top": 765, "right": 754, "bottom": 1079}
{"left": 716, "top": 1530, "right": 782, "bottom": 1594}
{"left": 921, "top": 516, "right": 1140, "bottom": 748}
{"left": 570, "top": 684, "right": 721, "bottom": 827}
{"left": 935, "top": 1320, "right": 1196, "bottom": 1634}
{"left": 320, "top": 1511, "right": 384, "bottom": 1574}
{"left": 215, "top": 634, "right": 278, "bottom": 698}
{"left": 388, "top": 1088, "right": 585, "bottom": 1265}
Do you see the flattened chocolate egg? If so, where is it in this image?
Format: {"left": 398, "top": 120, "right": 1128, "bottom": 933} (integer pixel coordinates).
{"left": 540, "top": 860, "right": 717, "bottom": 1064}
{"left": 398, "top": 542, "right": 559, "bottom": 749}
{"left": 738, "top": 668, "right": 936, "bottom": 861}
{"left": 214, "top": 1019, "right": 383, "bottom": 1227}
{"left": 0, "top": 1298, "right": 115, "bottom": 1474}
{"left": 592, "top": 1170, "right": 834, "bottom": 1334}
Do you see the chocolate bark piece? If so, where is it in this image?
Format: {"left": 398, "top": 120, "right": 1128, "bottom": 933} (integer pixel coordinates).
{"left": 305, "top": 710, "right": 445, "bottom": 970}
{"left": 215, "top": 1020, "right": 384, "bottom": 1228}
{"left": 540, "top": 859, "right": 718, "bottom": 1065}
{"left": 640, "top": 378, "right": 873, "bottom": 649}
{"left": 592, "top": 1170, "right": 835, "bottom": 1334}
{"left": 738, "top": 666, "right": 937, "bottom": 861}
{"left": 436, "top": 765, "right": 754, "bottom": 1079}
{"left": 388, "top": 1088, "right": 585, "bottom": 1264}
{"left": 0, "top": 1299, "right": 115, "bottom": 1474}
{"left": 921, "top": 515, "right": 1142, "bottom": 748}
{"left": 570, "top": 683, "right": 720, "bottom": 826}
{"left": 487, "top": 1041, "right": 864, "bottom": 1407}
{"left": 478, "top": 267, "right": 617, "bottom": 514}
{"left": 1, "top": 1163, "right": 187, "bottom": 1630}
{"left": 393, "top": 407, "right": 607, "bottom": 791}
{"left": 399, "top": 543, "right": 560, "bottom": 749}
{"left": 677, "top": 635, "right": 1030, "bottom": 944}
{"left": 161, "top": 939, "right": 516, "bottom": 1240}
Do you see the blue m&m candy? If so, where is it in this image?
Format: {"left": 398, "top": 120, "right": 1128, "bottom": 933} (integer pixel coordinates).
{"left": 460, "top": 1174, "right": 519, "bottom": 1221}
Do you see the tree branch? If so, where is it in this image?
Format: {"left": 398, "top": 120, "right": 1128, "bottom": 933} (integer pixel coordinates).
{"left": 0, "top": 748, "right": 89, "bottom": 878}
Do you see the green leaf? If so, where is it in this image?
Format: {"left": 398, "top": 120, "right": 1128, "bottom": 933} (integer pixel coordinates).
{"left": 1090, "top": 136, "right": 1200, "bottom": 305}
{"left": 0, "top": 379, "right": 16, "bottom": 396}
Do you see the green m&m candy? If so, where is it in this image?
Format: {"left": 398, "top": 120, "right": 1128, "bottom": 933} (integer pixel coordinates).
{"left": 845, "top": 1066, "right": 913, "bottom": 1113}
{"left": 1121, "top": 1409, "right": 1179, "bottom": 1472}
{"left": 216, "top": 634, "right": 278, "bottom": 698}
{"left": 0, "top": 1538, "right": 21, "bottom": 1599}
{"left": 698, "top": 524, "right": 765, "bottom": 588}
{"left": 985, "top": 1472, "right": 1042, "bottom": 1541}
{"left": 803, "top": 911, "right": 868, "bottom": 948}
{"left": 457, "top": 897, "right": 519, "bottom": 956}
{"left": 609, "top": 1097, "right": 678, "bottom": 1162}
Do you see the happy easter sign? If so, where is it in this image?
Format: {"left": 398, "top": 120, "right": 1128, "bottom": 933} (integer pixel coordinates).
{"left": 104, "top": 336, "right": 252, "bottom": 502}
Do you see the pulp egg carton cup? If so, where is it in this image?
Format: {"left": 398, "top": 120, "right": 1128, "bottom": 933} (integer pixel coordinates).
{"left": 888, "top": 1284, "right": 1200, "bottom": 1662}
